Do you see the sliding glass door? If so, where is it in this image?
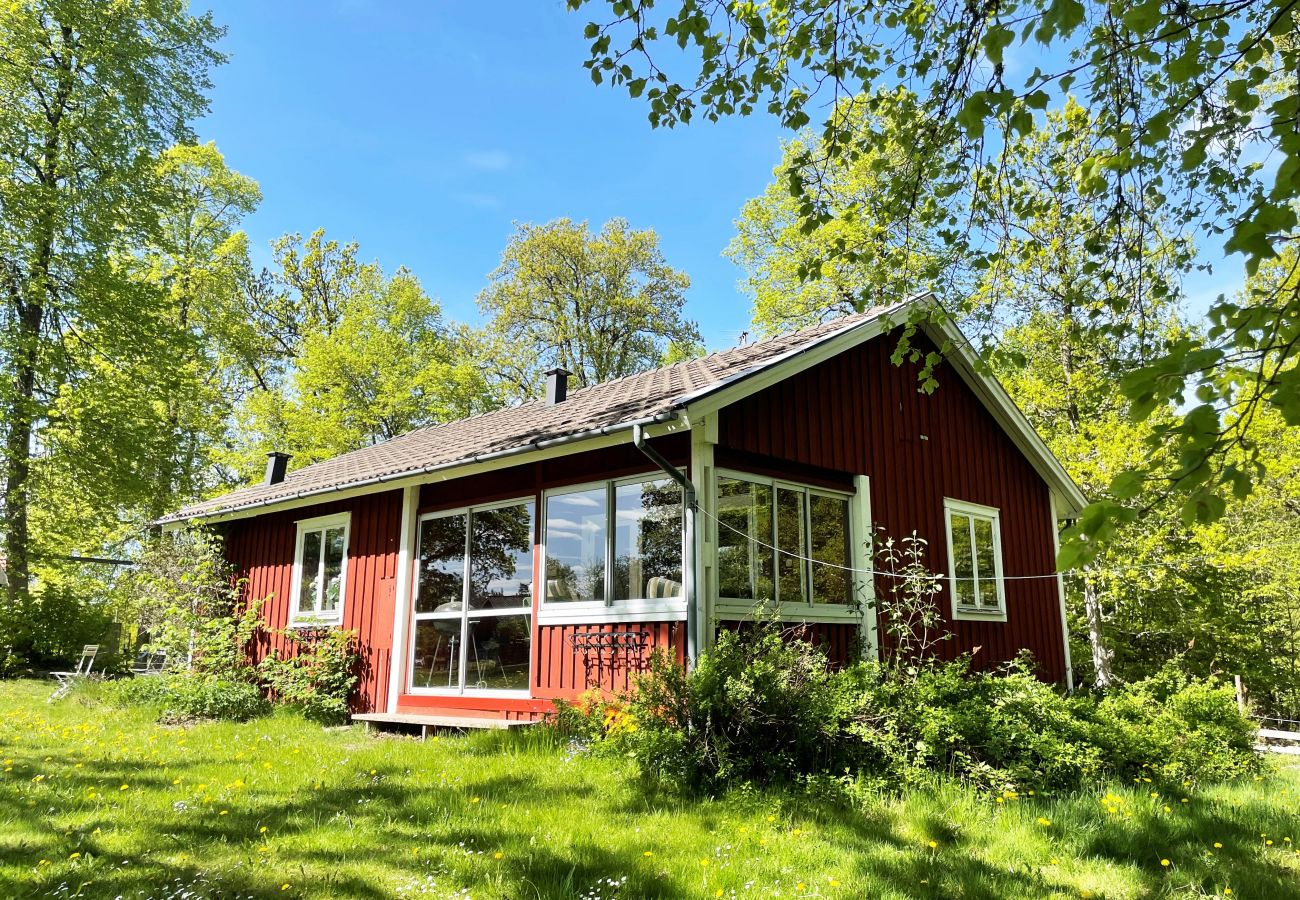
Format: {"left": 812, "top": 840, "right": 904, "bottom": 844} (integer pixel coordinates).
{"left": 410, "top": 499, "right": 535, "bottom": 694}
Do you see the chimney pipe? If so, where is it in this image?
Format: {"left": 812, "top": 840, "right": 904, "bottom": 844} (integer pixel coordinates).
{"left": 264, "top": 452, "right": 291, "bottom": 486}
{"left": 544, "top": 367, "right": 571, "bottom": 405}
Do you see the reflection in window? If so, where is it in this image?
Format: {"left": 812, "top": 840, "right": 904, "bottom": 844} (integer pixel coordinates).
{"left": 716, "top": 474, "right": 854, "bottom": 607}
{"left": 614, "top": 478, "right": 683, "bottom": 601}
{"left": 544, "top": 487, "right": 606, "bottom": 602}
{"left": 717, "top": 476, "right": 775, "bottom": 601}
{"left": 294, "top": 517, "right": 348, "bottom": 621}
{"left": 945, "top": 502, "right": 1004, "bottom": 613}
{"left": 809, "top": 493, "right": 852, "bottom": 604}
{"left": 416, "top": 513, "right": 466, "bottom": 614}
{"left": 470, "top": 503, "right": 535, "bottom": 609}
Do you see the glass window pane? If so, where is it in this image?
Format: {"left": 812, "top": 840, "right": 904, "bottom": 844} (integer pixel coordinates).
{"left": 416, "top": 514, "right": 467, "bottom": 614}
{"left": 298, "top": 529, "right": 322, "bottom": 612}
{"left": 776, "top": 487, "right": 807, "bottom": 604}
{"left": 465, "top": 613, "right": 531, "bottom": 691}
{"left": 411, "top": 619, "right": 461, "bottom": 689}
{"left": 950, "top": 513, "right": 975, "bottom": 607}
{"left": 613, "top": 478, "right": 683, "bottom": 601}
{"left": 470, "top": 502, "right": 535, "bottom": 610}
{"left": 973, "top": 516, "right": 997, "bottom": 608}
{"left": 809, "top": 494, "right": 852, "bottom": 604}
{"left": 545, "top": 487, "right": 607, "bottom": 602}
{"left": 717, "top": 476, "right": 774, "bottom": 601}
{"left": 321, "top": 526, "right": 346, "bottom": 612}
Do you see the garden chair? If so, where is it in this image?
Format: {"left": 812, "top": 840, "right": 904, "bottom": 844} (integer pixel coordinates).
{"left": 130, "top": 649, "right": 167, "bottom": 676}
{"left": 49, "top": 644, "right": 99, "bottom": 701}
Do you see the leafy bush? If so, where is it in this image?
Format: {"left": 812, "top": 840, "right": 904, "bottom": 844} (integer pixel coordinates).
{"left": 0, "top": 586, "right": 114, "bottom": 674}
{"left": 563, "top": 625, "right": 1262, "bottom": 794}
{"left": 259, "top": 628, "right": 359, "bottom": 724}
{"left": 106, "top": 674, "right": 270, "bottom": 723}
{"left": 1092, "top": 660, "right": 1260, "bottom": 784}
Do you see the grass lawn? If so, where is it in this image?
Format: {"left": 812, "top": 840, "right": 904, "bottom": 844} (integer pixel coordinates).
{"left": 1, "top": 679, "right": 1298, "bottom": 899}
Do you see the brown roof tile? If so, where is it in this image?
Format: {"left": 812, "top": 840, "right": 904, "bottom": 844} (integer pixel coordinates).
{"left": 163, "top": 305, "right": 898, "bottom": 522}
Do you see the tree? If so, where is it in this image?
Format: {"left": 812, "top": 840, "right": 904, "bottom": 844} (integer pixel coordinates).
{"left": 226, "top": 231, "right": 493, "bottom": 480}
{"left": 728, "top": 91, "right": 970, "bottom": 335}
{"left": 569, "top": 0, "right": 1300, "bottom": 559}
{"left": 0, "top": 1, "right": 224, "bottom": 604}
{"left": 476, "top": 218, "right": 700, "bottom": 400}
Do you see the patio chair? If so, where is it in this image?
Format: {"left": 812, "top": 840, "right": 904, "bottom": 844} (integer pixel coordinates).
{"left": 129, "top": 649, "right": 167, "bottom": 676}
{"left": 49, "top": 644, "right": 99, "bottom": 702}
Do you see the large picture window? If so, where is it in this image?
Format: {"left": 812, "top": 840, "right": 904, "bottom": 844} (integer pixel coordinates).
{"left": 715, "top": 472, "right": 853, "bottom": 607}
{"left": 944, "top": 498, "right": 1006, "bottom": 619}
{"left": 543, "top": 475, "right": 684, "bottom": 610}
{"left": 410, "top": 499, "right": 534, "bottom": 694}
{"left": 290, "top": 513, "right": 350, "bottom": 626}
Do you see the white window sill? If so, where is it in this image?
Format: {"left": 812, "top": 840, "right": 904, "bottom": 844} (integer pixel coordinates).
{"left": 287, "top": 616, "right": 344, "bottom": 629}
{"left": 714, "top": 600, "right": 866, "bottom": 623}
{"left": 952, "top": 607, "right": 1008, "bottom": 623}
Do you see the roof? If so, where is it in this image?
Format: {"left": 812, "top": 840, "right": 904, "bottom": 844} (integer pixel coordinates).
{"left": 162, "top": 304, "right": 906, "bottom": 524}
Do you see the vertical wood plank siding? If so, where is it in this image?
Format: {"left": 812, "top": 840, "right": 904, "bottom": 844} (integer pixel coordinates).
{"left": 224, "top": 489, "right": 403, "bottom": 713}
{"left": 717, "top": 330, "right": 1066, "bottom": 682}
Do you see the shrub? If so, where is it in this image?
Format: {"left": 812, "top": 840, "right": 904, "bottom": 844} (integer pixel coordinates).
{"left": 106, "top": 674, "right": 270, "bottom": 723}
{"left": 1092, "top": 661, "right": 1261, "bottom": 784}
{"left": 585, "top": 627, "right": 862, "bottom": 790}
{"left": 570, "top": 626, "right": 1262, "bottom": 794}
{"left": 259, "top": 628, "right": 359, "bottom": 724}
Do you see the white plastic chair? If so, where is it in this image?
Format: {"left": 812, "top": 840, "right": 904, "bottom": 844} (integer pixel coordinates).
{"left": 49, "top": 645, "right": 99, "bottom": 701}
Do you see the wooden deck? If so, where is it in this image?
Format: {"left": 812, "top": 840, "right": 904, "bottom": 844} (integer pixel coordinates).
{"left": 353, "top": 711, "right": 534, "bottom": 737}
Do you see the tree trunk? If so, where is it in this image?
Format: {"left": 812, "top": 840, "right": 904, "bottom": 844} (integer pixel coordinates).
{"left": 1082, "top": 571, "right": 1116, "bottom": 689}
{"left": 2, "top": 309, "right": 39, "bottom": 606}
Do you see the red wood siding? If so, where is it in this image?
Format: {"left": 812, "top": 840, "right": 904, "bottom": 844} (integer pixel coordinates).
{"left": 718, "top": 620, "right": 860, "bottom": 668}
{"left": 223, "top": 489, "right": 403, "bottom": 713}
{"left": 717, "top": 330, "right": 1067, "bottom": 682}
{"left": 534, "top": 621, "right": 686, "bottom": 697}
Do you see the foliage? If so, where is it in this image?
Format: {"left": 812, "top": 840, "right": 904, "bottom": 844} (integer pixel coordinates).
{"left": 568, "top": 627, "right": 1261, "bottom": 795}
{"left": 105, "top": 674, "right": 270, "bottom": 723}
{"left": 258, "top": 627, "right": 360, "bottom": 725}
{"left": 0, "top": 586, "right": 114, "bottom": 673}
{"left": 872, "top": 531, "right": 950, "bottom": 667}
{"left": 570, "top": 0, "right": 1300, "bottom": 561}
{"left": 225, "top": 230, "right": 495, "bottom": 480}
{"left": 0, "top": 0, "right": 225, "bottom": 604}
{"left": 475, "top": 217, "right": 702, "bottom": 402}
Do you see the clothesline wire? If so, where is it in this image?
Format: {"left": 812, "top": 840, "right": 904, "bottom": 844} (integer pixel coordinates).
{"left": 688, "top": 500, "right": 1224, "bottom": 584}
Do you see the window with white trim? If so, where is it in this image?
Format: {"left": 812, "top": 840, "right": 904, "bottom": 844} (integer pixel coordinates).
{"left": 290, "top": 512, "right": 350, "bottom": 625}
{"left": 542, "top": 475, "right": 684, "bottom": 610}
{"left": 715, "top": 471, "right": 854, "bottom": 607}
{"left": 944, "top": 498, "right": 1006, "bottom": 619}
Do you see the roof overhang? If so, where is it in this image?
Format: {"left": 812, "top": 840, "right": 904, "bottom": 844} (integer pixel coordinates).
{"left": 673, "top": 294, "right": 1088, "bottom": 519}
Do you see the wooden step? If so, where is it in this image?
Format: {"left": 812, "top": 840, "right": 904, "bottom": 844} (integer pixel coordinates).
{"left": 353, "top": 711, "right": 533, "bottom": 737}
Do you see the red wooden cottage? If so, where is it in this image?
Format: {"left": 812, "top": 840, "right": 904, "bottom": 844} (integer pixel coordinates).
{"left": 161, "top": 297, "right": 1086, "bottom": 724}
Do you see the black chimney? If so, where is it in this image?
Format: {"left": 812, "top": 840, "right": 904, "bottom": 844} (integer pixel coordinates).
{"left": 545, "top": 367, "right": 571, "bottom": 405}
{"left": 264, "top": 451, "right": 291, "bottom": 486}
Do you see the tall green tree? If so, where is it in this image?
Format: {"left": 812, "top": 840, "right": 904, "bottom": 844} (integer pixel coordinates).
{"left": 476, "top": 218, "right": 700, "bottom": 400}
{"left": 570, "top": 0, "right": 1300, "bottom": 558}
{"left": 0, "top": 1, "right": 223, "bottom": 603}
{"left": 226, "top": 231, "right": 492, "bottom": 480}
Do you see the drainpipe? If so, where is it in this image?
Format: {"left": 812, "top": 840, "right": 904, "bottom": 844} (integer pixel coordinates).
{"left": 632, "top": 423, "right": 698, "bottom": 669}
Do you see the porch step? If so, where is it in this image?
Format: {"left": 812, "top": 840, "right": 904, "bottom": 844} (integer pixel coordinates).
{"left": 353, "top": 712, "right": 534, "bottom": 737}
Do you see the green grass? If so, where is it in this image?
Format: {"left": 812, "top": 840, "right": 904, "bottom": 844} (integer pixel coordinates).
{"left": 1, "top": 679, "right": 1297, "bottom": 899}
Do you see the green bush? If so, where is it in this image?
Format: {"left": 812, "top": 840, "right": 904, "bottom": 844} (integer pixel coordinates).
{"left": 258, "top": 628, "right": 359, "bottom": 725}
{"left": 565, "top": 626, "right": 1262, "bottom": 794}
{"left": 106, "top": 674, "right": 270, "bottom": 723}
{"left": 1092, "top": 661, "right": 1261, "bottom": 784}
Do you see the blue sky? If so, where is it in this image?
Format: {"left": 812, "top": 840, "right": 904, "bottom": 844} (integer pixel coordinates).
{"left": 196, "top": 1, "right": 1243, "bottom": 350}
{"left": 196, "top": 0, "right": 789, "bottom": 350}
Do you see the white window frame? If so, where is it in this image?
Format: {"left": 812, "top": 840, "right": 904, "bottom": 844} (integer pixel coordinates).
{"left": 288, "top": 512, "right": 351, "bottom": 627}
{"left": 407, "top": 497, "right": 535, "bottom": 698}
{"left": 713, "top": 468, "right": 861, "bottom": 622}
{"left": 538, "top": 473, "right": 687, "bottom": 625}
{"left": 943, "top": 498, "right": 1008, "bottom": 622}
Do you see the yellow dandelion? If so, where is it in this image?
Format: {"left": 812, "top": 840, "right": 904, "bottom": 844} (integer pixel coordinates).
{"left": 69, "top": 852, "right": 80, "bottom": 859}
{"left": 1214, "top": 842, "right": 1223, "bottom": 848}
{"left": 281, "top": 885, "right": 290, "bottom": 892}
{"left": 1160, "top": 858, "right": 1171, "bottom": 867}
{"left": 1037, "top": 817, "right": 1052, "bottom": 827}
{"left": 699, "top": 857, "right": 709, "bottom": 867}
{"left": 928, "top": 840, "right": 938, "bottom": 849}
{"left": 471, "top": 796, "right": 480, "bottom": 804}
{"left": 715, "top": 891, "right": 724, "bottom": 898}
{"left": 259, "top": 826, "right": 267, "bottom": 833}
{"left": 494, "top": 851, "right": 504, "bottom": 860}
{"left": 119, "top": 784, "right": 129, "bottom": 791}
{"left": 1050, "top": 857, "right": 1059, "bottom": 865}
{"left": 643, "top": 851, "right": 653, "bottom": 857}
{"left": 796, "top": 884, "right": 805, "bottom": 892}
